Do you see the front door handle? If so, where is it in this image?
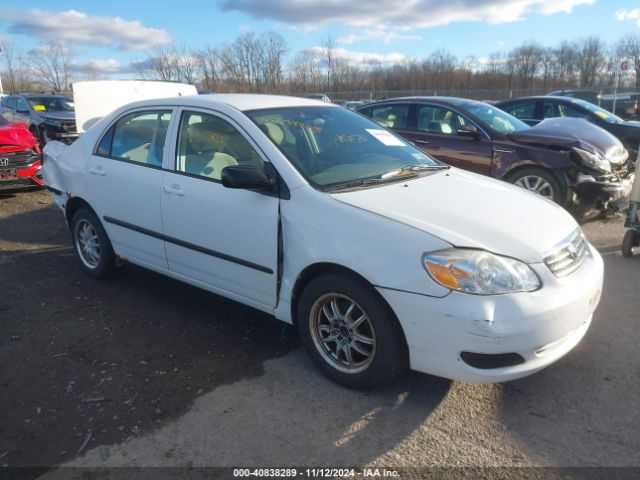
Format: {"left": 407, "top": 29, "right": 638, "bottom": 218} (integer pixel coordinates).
{"left": 413, "top": 139, "right": 431, "bottom": 145}
{"left": 89, "top": 167, "right": 106, "bottom": 176}
{"left": 163, "top": 184, "right": 185, "bottom": 196}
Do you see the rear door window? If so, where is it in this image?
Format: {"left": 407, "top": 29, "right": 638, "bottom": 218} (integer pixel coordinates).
{"left": 96, "top": 110, "right": 172, "bottom": 166}
{"left": 502, "top": 101, "right": 538, "bottom": 120}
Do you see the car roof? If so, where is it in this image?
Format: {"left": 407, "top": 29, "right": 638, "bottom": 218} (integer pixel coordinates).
{"left": 121, "top": 93, "right": 332, "bottom": 112}
{"left": 13, "top": 93, "right": 70, "bottom": 98}
{"left": 363, "top": 96, "right": 488, "bottom": 107}
{"left": 497, "top": 96, "right": 578, "bottom": 103}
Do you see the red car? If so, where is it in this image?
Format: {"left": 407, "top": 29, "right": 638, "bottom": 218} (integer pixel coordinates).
{"left": 0, "top": 114, "right": 42, "bottom": 192}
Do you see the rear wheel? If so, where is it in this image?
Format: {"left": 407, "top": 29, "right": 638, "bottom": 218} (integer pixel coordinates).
{"left": 71, "top": 209, "right": 116, "bottom": 278}
{"left": 296, "top": 274, "right": 407, "bottom": 389}
{"left": 622, "top": 230, "right": 639, "bottom": 257}
{"left": 507, "top": 167, "right": 563, "bottom": 204}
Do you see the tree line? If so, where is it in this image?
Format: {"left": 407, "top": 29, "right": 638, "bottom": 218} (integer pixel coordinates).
{"left": 2, "top": 32, "right": 640, "bottom": 100}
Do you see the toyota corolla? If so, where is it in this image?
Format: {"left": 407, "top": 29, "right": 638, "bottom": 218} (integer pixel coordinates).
{"left": 43, "top": 94, "right": 603, "bottom": 389}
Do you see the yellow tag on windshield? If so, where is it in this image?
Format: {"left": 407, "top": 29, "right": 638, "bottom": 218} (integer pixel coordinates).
{"left": 33, "top": 105, "right": 46, "bottom": 111}
{"left": 595, "top": 111, "right": 608, "bottom": 120}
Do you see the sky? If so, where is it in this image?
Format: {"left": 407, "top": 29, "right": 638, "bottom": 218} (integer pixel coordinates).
{"left": 0, "top": 0, "right": 639, "bottom": 77}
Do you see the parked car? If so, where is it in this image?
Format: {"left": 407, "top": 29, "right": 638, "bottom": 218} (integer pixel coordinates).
{"left": 304, "top": 93, "right": 332, "bottom": 103}
{"left": 357, "top": 97, "right": 633, "bottom": 216}
{"left": 43, "top": 94, "right": 603, "bottom": 389}
{"left": 547, "top": 89, "right": 600, "bottom": 105}
{"left": 0, "top": 114, "right": 42, "bottom": 192}
{"left": 597, "top": 92, "right": 640, "bottom": 121}
{"left": 0, "top": 93, "right": 78, "bottom": 145}
{"left": 496, "top": 96, "right": 640, "bottom": 160}
{"left": 343, "top": 100, "right": 366, "bottom": 110}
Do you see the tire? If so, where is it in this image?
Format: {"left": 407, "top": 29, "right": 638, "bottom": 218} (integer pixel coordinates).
{"left": 622, "top": 230, "right": 638, "bottom": 257}
{"left": 70, "top": 209, "right": 116, "bottom": 278}
{"left": 296, "top": 274, "right": 407, "bottom": 390}
{"left": 506, "top": 167, "right": 564, "bottom": 204}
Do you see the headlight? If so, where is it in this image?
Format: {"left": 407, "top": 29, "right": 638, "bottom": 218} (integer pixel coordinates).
{"left": 573, "top": 147, "right": 611, "bottom": 173}
{"left": 41, "top": 118, "right": 61, "bottom": 127}
{"left": 422, "top": 249, "right": 541, "bottom": 295}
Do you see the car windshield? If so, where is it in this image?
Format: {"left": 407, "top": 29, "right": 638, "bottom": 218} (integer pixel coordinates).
{"left": 569, "top": 98, "right": 624, "bottom": 124}
{"left": 27, "top": 96, "right": 74, "bottom": 113}
{"left": 461, "top": 101, "right": 530, "bottom": 134}
{"left": 246, "top": 106, "right": 443, "bottom": 190}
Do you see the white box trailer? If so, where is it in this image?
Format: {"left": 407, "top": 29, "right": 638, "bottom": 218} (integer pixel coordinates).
{"left": 72, "top": 80, "right": 198, "bottom": 134}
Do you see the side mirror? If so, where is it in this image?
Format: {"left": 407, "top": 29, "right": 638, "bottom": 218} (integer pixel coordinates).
{"left": 457, "top": 124, "right": 480, "bottom": 139}
{"left": 221, "top": 165, "right": 274, "bottom": 192}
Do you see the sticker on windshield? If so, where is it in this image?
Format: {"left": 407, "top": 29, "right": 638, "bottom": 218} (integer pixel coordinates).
{"left": 365, "top": 129, "right": 406, "bottom": 146}
{"left": 595, "top": 111, "right": 609, "bottom": 120}
{"left": 33, "top": 105, "right": 46, "bottom": 111}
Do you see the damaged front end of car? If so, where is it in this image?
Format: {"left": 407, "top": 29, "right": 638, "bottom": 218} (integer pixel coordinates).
{"left": 568, "top": 144, "right": 634, "bottom": 215}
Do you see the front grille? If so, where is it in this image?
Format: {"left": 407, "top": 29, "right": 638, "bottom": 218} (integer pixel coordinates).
{"left": 0, "top": 149, "right": 39, "bottom": 168}
{"left": 543, "top": 229, "right": 588, "bottom": 277}
{"left": 60, "top": 120, "right": 77, "bottom": 134}
{"left": 0, "top": 178, "right": 36, "bottom": 190}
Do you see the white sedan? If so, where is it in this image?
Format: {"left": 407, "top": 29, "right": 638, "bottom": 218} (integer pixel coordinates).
{"left": 43, "top": 94, "right": 603, "bottom": 389}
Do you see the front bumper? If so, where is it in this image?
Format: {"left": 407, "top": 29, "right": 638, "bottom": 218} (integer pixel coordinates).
{"left": 43, "top": 127, "right": 79, "bottom": 145}
{"left": 0, "top": 161, "right": 44, "bottom": 191}
{"left": 572, "top": 173, "right": 634, "bottom": 212}
{"left": 377, "top": 242, "right": 604, "bottom": 383}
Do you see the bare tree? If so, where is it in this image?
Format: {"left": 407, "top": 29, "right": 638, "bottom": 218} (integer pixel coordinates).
{"left": 576, "top": 36, "right": 606, "bottom": 88}
{"left": 197, "top": 45, "right": 221, "bottom": 91}
{"left": 289, "top": 48, "right": 322, "bottom": 92}
{"left": 1, "top": 40, "right": 23, "bottom": 92}
{"left": 30, "top": 42, "right": 72, "bottom": 92}
{"left": 321, "top": 35, "right": 337, "bottom": 91}
{"left": 510, "top": 42, "right": 543, "bottom": 89}
{"left": 617, "top": 33, "right": 640, "bottom": 89}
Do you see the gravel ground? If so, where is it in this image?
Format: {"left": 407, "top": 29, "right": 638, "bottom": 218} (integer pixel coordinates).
{"left": 1, "top": 189, "right": 639, "bottom": 476}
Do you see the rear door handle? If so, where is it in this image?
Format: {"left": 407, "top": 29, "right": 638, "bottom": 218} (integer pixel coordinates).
{"left": 163, "top": 184, "right": 185, "bottom": 196}
{"left": 89, "top": 167, "right": 106, "bottom": 176}
{"left": 413, "top": 139, "right": 431, "bottom": 145}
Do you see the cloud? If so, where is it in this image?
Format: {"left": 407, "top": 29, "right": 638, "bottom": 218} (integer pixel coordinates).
{"left": 339, "top": 26, "right": 421, "bottom": 45}
{"left": 217, "top": 0, "right": 595, "bottom": 29}
{"left": 69, "top": 59, "right": 131, "bottom": 75}
{"left": 616, "top": 9, "right": 640, "bottom": 27}
{"left": 0, "top": 9, "right": 171, "bottom": 51}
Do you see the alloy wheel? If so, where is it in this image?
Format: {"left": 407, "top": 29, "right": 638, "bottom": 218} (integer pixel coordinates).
{"left": 514, "top": 175, "right": 554, "bottom": 200}
{"left": 74, "top": 219, "right": 101, "bottom": 269}
{"left": 309, "top": 293, "right": 376, "bottom": 374}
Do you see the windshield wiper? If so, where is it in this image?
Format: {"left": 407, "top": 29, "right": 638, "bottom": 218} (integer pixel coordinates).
{"left": 381, "top": 164, "right": 449, "bottom": 179}
{"left": 326, "top": 164, "right": 449, "bottom": 192}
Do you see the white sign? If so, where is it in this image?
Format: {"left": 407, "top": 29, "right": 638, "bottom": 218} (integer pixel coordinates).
{"left": 365, "top": 129, "right": 406, "bottom": 146}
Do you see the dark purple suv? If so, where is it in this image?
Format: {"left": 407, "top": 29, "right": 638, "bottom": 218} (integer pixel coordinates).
{"left": 357, "top": 97, "right": 633, "bottom": 217}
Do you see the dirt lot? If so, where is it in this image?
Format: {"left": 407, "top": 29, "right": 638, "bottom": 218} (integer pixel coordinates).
{"left": 1, "top": 189, "right": 639, "bottom": 474}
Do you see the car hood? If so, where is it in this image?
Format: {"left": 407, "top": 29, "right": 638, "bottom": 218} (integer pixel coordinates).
{"left": 332, "top": 168, "right": 577, "bottom": 263}
{"left": 0, "top": 124, "right": 37, "bottom": 150}
{"left": 509, "top": 117, "right": 620, "bottom": 156}
{"left": 39, "top": 111, "right": 76, "bottom": 121}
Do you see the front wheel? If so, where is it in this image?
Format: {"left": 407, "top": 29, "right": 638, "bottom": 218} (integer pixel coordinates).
{"left": 296, "top": 274, "right": 407, "bottom": 389}
{"left": 71, "top": 209, "right": 116, "bottom": 278}
{"left": 506, "top": 167, "right": 563, "bottom": 204}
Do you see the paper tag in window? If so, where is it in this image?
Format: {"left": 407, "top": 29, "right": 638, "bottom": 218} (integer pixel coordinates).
{"left": 365, "top": 129, "right": 406, "bottom": 146}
